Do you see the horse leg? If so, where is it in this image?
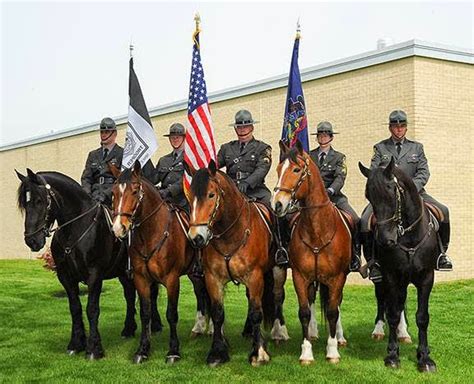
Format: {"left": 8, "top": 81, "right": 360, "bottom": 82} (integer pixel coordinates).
{"left": 118, "top": 275, "right": 137, "bottom": 338}
{"left": 189, "top": 274, "right": 208, "bottom": 337}
{"left": 372, "top": 282, "right": 386, "bottom": 341}
{"left": 57, "top": 271, "right": 86, "bottom": 355}
{"left": 415, "top": 272, "right": 436, "bottom": 372}
{"left": 165, "top": 275, "right": 181, "bottom": 364}
{"left": 150, "top": 282, "right": 163, "bottom": 333}
{"left": 247, "top": 271, "right": 270, "bottom": 366}
{"left": 133, "top": 276, "right": 152, "bottom": 364}
{"left": 293, "top": 271, "right": 313, "bottom": 365}
{"left": 336, "top": 306, "right": 347, "bottom": 347}
{"left": 271, "top": 266, "right": 290, "bottom": 344}
{"left": 397, "top": 309, "right": 412, "bottom": 343}
{"left": 324, "top": 279, "right": 345, "bottom": 364}
{"left": 85, "top": 276, "right": 104, "bottom": 360}
{"left": 206, "top": 273, "right": 229, "bottom": 366}
{"left": 383, "top": 281, "right": 404, "bottom": 368}
{"left": 307, "top": 282, "right": 319, "bottom": 340}
{"left": 241, "top": 287, "right": 253, "bottom": 338}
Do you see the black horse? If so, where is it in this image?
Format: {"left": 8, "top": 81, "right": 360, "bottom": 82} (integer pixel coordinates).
{"left": 359, "top": 158, "right": 439, "bottom": 372}
{"left": 16, "top": 169, "right": 162, "bottom": 359}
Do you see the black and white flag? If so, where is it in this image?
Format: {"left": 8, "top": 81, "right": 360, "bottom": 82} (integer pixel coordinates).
{"left": 122, "top": 57, "right": 158, "bottom": 169}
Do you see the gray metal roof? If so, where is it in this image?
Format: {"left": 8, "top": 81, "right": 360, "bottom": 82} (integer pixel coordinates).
{"left": 1, "top": 39, "right": 472, "bottom": 152}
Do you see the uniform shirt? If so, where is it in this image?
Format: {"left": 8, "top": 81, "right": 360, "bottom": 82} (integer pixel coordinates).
{"left": 154, "top": 150, "right": 187, "bottom": 208}
{"left": 370, "top": 137, "right": 430, "bottom": 192}
{"left": 217, "top": 138, "right": 272, "bottom": 203}
{"left": 309, "top": 146, "right": 348, "bottom": 201}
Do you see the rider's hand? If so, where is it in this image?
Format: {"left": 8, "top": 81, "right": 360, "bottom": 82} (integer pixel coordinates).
{"left": 238, "top": 181, "right": 249, "bottom": 194}
{"left": 326, "top": 188, "right": 334, "bottom": 196}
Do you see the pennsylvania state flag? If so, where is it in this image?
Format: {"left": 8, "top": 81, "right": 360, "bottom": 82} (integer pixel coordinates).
{"left": 281, "top": 33, "right": 309, "bottom": 152}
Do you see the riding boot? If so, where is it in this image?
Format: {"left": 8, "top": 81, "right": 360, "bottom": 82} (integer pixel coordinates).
{"left": 274, "top": 217, "right": 289, "bottom": 266}
{"left": 361, "top": 232, "right": 382, "bottom": 282}
{"left": 349, "top": 226, "right": 362, "bottom": 272}
{"left": 436, "top": 222, "right": 453, "bottom": 271}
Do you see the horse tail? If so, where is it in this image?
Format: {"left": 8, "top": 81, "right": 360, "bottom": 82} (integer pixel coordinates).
{"left": 319, "top": 283, "right": 329, "bottom": 324}
{"left": 262, "top": 269, "right": 276, "bottom": 330}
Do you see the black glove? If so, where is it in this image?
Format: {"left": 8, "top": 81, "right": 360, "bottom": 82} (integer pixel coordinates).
{"left": 326, "top": 188, "right": 334, "bottom": 196}
{"left": 238, "top": 181, "right": 249, "bottom": 194}
{"left": 159, "top": 189, "right": 171, "bottom": 199}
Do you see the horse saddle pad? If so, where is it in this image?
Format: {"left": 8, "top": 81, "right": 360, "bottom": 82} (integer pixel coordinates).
{"left": 337, "top": 209, "right": 356, "bottom": 233}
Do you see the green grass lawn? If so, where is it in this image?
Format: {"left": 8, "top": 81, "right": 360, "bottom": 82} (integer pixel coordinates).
{"left": 0, "top": 260, "right": 473, "bottom": 383}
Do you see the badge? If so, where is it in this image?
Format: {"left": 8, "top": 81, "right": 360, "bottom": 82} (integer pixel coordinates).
{"left": 382, "top": 155, "right": 389, "bottom": 161}
{"left": 263, "top": 147, "right": 272, "bottom": 164}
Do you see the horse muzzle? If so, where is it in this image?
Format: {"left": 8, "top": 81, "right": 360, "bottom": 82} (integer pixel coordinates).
{"left": 25, "top": 235, "right": 46, "bottom": 252}
{"left": 188, "top": 225, "right": 212, "bottom": 249}
{"left": 271, "top": 194, "right": 290, "bottom": 217}
{"left": 112, "top": 215, "right": 131, "bottom": 239}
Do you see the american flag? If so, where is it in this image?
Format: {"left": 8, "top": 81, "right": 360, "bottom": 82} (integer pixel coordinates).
{"left": 183, "top": 24, "right": 217, "bottom": 193}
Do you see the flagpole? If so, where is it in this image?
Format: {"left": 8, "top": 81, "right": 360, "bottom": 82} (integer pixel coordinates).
{"left": 129, "top": 42, "right": 134, "bottom": 58}
{"left": 296, "top": 18, "right": 301, "bottom": 39}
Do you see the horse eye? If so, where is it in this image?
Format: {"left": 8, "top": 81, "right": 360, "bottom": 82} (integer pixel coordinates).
{"left": 132, "top": 190, "right": 138, "bottom": 195}
{"left": 293, "top": 168, "right": 301, "bottom": 173}
{"left": 209, "top": 192, "right": 215, "bottom": 199}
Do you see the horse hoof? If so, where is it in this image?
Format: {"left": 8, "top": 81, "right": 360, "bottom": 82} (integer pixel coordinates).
{"left": 385, "top": 360, "right": 400, "bottom": 369}
{"left": 418, "top": 362, "right": 437, "bottom": 373}
{"left": 85, "top": 352, "right": 104, "bottom": 361}
{"left": 166, "top": 355, "right": 181, "bottom": 364}
{"left": 133, "top": 354, "right": 148, "bottom": 364}
{"left": 398, "top": 337, "right": 412, "bottom": 344}
{"left": 299, "top": 359, "right": 314, "bottom": 366}
{"left": 250, "top": 357, "right": 269, "bottom": 367}
{"left": 372, "top": 333, "right": 384, "bottom": 341}
{"left": 190, "top": 331, "right": 203, "bottom": 339}
{"left": 337, "top": 339, "right": 348, "bottom": 347}
{"left": 327, "top": 357, "right": 340, "bottom": 364}
{"left": 66, "top": 349, "right": 80, "bottom": 356}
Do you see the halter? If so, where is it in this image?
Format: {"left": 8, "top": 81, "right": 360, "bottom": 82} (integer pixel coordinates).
{"left": 273, "top": 155, "right": 311, "bottom": 201}
{"left": 375, "top": 176, "right": 424, "bottom": 237}
{"left": 113, "top": 182, "right": 146, "bottom": 226}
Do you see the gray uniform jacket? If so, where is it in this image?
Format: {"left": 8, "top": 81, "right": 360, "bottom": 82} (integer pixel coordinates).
{"left": 309, "top": 146, "right": 358, "bottom": 220}
{"left": 370, "top": 138, "right": 430, "bottom": 193}
{"left": 217, "top": 138, "right": 272, "bottom": 205}
{"left": 154, "top": 151, "right": 187, "bottom": 208}
{"left": 81, "top": 144, "right": 123, "bottom": 205}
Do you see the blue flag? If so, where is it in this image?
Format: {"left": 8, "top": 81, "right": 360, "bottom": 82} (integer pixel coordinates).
{"left": 281, "top": 36, "right": 309, "bottom": 152}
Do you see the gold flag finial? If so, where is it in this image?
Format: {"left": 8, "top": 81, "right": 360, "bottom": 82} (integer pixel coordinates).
{"left": 129, "top": 42, "right": 134, "bottom": 58}
{"left": 296, "top": 17, "right": 301, "bottom": 39}
{"left": 194, "top": 12, "right": 201, "bottom": 32}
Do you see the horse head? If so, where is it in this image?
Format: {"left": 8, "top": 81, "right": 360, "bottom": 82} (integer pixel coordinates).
{"left": 110, "top": 161, "right": 145, "bottom": 239}
{"left": 272, "top": 140, "right": 313, "bottom": 216}
{"left": 16, "top": 168, "right": 58, "bottom": 251}
{"left": 359, "top": 158, "right": 404, "bottom": 248}
{"left": 187, "top": 159, "right": 230, "bottom": 248}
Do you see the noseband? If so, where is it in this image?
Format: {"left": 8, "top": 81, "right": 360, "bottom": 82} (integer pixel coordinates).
{"left": 113, "top": 182, "right": 144, "bottom": 224}
{"left": 273, "top": 156, "right": 310, "bottom": 201}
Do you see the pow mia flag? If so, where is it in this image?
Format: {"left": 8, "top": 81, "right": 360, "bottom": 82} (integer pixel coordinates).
{"left": 122, "top": 57, "right": 158, "bottom": 170}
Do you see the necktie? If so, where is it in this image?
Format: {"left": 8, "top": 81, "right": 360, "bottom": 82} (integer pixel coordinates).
{"left": 173, "top": 152, "right": 178, "bottom": 161}
{"left": 240, "top": 142, "right": 245, "bottom": 153}
{"left": 319, "top": 152, "right": 326, "bottom": 166}
{"left": 103, "top": 148, "right": 109, "bottom": 160}
{"left": 396, "top": 142, "right": 402, "bottom": 155}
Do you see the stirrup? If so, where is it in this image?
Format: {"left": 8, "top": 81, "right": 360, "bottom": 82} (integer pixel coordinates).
{"left": 349, "top": 255, "right": 361, "bottom": 272}
{"left": 275, "top": 247, "right": 289, "bottom": 266}
{"left": 436, "top": 253, "right": 453, "bottom": 272}
{"left": 369, "top": 262, "right": 382, "bottom": 283}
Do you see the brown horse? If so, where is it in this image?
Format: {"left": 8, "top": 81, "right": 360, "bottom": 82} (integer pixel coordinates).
{"left": 187, "top": 160, "right": 284, "bottom": 367}
{"left": 110, "top": 162, "right": 206, "bottom": 364}
{"left": 272, "top": 141, "right": 351, "bottom": 364}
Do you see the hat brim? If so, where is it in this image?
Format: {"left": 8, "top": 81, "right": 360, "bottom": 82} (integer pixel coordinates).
{"left": 310, "top": 131, "right": 339, "bottom": 135}
{"left": 163, "top": 133, "right": 186, "bottom": 137}
{"left": 229, "top": 121, "right": 260, "bottom": 127}
{"left": 100, "top": 128, "right": 117, "bottom": 131}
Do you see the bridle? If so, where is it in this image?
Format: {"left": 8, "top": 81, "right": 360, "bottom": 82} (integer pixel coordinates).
{"left": 375, "top": 176, "right": 424, "bottom": 237}
{"left": 113, "top": 181, "right": 151, "bottom": 228}
{"left": 273, "top": 155, "right": 311, "bottom": 202}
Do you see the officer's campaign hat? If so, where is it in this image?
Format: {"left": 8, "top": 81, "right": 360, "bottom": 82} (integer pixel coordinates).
{"left": 99, "top": 117, "right": 117, "bottom": 131}
{"left": 388, "top": 110, "right": 408, "bottom": 125}
{"left": 310, "top": 121, "right": 339, "bottom": 135}
{"left": 163, "top": 123, "right": 186, "bottom": 137}
{"left": 229, "top": 109, "right": 259, "bottom": 127}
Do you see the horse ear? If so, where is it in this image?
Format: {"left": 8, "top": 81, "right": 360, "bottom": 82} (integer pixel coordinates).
{"left": 279, "top": 140, "right": 289, "bottom": 155}
{"left": 26, "top": 168, "right": 40, "bottom": 184}
{"left": 358, "top": 162, "right": 371, "bottom": 179}
{"left": 208, "top": 159, "right": 217, "bottom": 176}
{"left": 183, "top": 160, "right": 196, "bottom": 177}
{"left": 108, "top": 162, "right": 121, "bottom": 178}
{"left": 132, "top": 160, "right": 142, "bottom": 177}
{"left": 15, "top": 169, "right": 27, "bottom": 182}
{"left": 383, "top": 157, "right": 395, "bottom": 178}
{"left": 295, "top": 140, "right": 304, "bottom": 155}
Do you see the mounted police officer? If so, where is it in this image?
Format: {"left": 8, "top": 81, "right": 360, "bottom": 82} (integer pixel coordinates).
{"left": 153, "top": 123, "right": 188, "bottom": 211}
{"left": 360, "top": 110, "right": 453, "bottom": 282}
{"left": 217, "top": 109, "right": 272, "bottom": 205}
{"left": 81, "top": 117, "right": 123, "bottom": 207}
{"left": 309, "top": 121, "right": 361, "bottom": 272}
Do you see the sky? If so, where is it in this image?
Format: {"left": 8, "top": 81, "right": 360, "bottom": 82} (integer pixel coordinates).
{"left": 1, "top": 0, "right": 472, "bottom": 146}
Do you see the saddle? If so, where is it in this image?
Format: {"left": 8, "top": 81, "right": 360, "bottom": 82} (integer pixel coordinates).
{"left": 252, "top": 201, "right": 274, "bottom": 236}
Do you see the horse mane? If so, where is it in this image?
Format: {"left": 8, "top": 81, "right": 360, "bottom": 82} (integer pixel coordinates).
{"left": 191, "top": 168, "right": 237, "bottom": 201}
{"left": 117, "top": 168, "right": 132, "bottom": 183}
{"left": 368, "top": 164, "right": 418, "bottom": 201}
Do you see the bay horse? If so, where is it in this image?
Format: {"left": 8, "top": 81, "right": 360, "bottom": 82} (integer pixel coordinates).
{"left": 186, "top": 160, "right": 286, "bottom": 367}
{"left": 16, "top": 169, "right": 162, "bottom": 359}
{"left": 359, "top": 158, "right": 439, "bottom": 372}
{"left": 272, "top": 141, "right": 351, "bottom": 364}
{"left": 110, "top": 162, "right": 208, "bottom": 364}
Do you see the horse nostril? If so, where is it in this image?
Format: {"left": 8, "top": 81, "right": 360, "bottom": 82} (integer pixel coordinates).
{"left": 275, "top": 201, "right": 282, "bottom": 214}
{"left": 194, "top": 234, "right": 205, "bottom": 248}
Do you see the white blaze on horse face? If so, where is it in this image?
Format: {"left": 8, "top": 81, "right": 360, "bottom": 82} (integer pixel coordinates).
{"left": 191, "top": 197, "right": 198, "bottom": 222}
{"left": 112, "top": 183, "right": 127, "bottom": 237}
{"left": 272, "top": 159, "right": 291, "bottom": 213}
